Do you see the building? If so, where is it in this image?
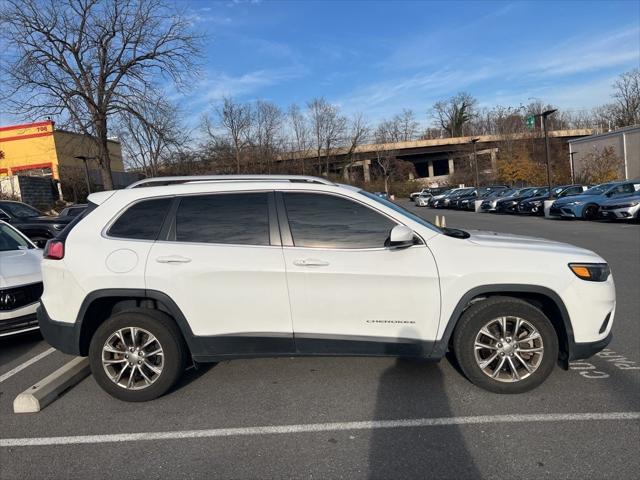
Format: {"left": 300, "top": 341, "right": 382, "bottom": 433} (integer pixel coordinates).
{"left": 0, "top": 120, "right": 125, "bottom": 184}
{"left": 568, "top": 126, "right": 640, "bottom": 181}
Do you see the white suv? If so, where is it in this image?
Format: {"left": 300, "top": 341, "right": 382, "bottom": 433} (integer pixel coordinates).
{"left": 38, "top": 175, "right": 615, "bottom": 401}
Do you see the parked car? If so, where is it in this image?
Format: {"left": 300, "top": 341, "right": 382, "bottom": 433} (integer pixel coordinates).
{"left": 59, "top": 204, "right": 88, "bottom": 218}
{"left": 598, "top": 190, "right": 640, "bottom": 221}
{"left": 428, "top": 187, "right": 463, "bottom": 207}
{"left": 549, "top": 181, "right": 639, "bottom": 220}
{"left": 38, "top": 175, "right": 615, "bottom": 401}
{"left": 410, "top": 188, "right": 431, "bottom": 202}
{"left": 433, "top": 187, "right": 475, "bottom": 208}
{"left": 415, "top": 192, "right": 432, "bottom": 207}
{"left": 456, "top": 186, "right": 510, "bottom": 210}
{"left": 479, "top": 188, "right": 520, "bottom": 212}
{"left": 495, "top": 187, "right": 549, "bottom": 214}
{"left": 0, "top": 221, "right": 43, "bottom": 337}
{"left": 517, "top": 185, "right": 587, "bottom": 215}
{"left": 409, "top": 187, "right": 447, "bottom": 202}
{"left": 0, "top": 200, "right": 73, "bottom": 247}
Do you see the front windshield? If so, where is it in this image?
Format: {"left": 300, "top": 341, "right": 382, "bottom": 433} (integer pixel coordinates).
{"left": 360, "top": 190, "right": 440, "bottom": 233}
{"left": 0, "top": 223, "right": 34, "bottom": 251}
{"left": 583, "top": 183, "right": 615, "bottom": 195}
{"left": 0, "top": 202, "right": 41, "bottom": 218}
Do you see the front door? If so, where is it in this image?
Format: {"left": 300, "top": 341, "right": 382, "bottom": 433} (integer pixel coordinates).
{"left": 278, "top": 191, "right": 440, "bottom": 356}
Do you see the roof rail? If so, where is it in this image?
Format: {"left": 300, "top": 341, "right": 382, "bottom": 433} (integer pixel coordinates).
{"left": 126, "top": 175, "right": 336, "bottom": 189}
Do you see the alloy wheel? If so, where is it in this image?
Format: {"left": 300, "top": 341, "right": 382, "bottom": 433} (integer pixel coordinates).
{"left": 101, "top": 327, "right": 164, "bottom": 390}
{"left": 473, "top": 316, "right": 544, "bottom": 383}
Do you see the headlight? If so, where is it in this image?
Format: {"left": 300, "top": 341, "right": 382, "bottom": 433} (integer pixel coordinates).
{"left": 569, "top": 263, "right": 610, "bottom": 282}
{"left": 616, "top": 201, "right": 640, "bottom": 208}
{"left": 565, "top": 201, "right": 582, "bottom": 206}
{"left": 531, "top": 200, "right": 542, "bottom": 206}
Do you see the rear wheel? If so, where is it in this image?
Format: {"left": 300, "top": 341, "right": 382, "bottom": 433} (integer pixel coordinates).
{"left": 89, "top": 309, "right": 187, "bottom": 402}
{"left": 453, "top": 297, "right": 558, "bottom": 394}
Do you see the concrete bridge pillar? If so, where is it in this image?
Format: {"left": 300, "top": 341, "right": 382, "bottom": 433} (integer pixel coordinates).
{"left": 363, "top": 159, "right": 371, "bottom": 183}
{"left": 428, "top": 161, "right": 434, "bottom": 178}
{"left": 448, "top": 158, "right": 455, "bottom": 174}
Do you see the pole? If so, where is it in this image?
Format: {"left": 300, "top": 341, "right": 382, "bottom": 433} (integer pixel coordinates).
{"left": 543, "top": 115, "right": 551, "bottom": 192}
{"left": 569, "top": 151, "right": 576, "bottom": 184}
{"left": 82, "top": 158, "right": 92, "bottom": 194}
{"left": 472, "top": 139, "right": 479, "bottom": 188}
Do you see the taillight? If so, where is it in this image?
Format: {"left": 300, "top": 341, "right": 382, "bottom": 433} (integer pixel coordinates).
{"left": 44, "top": 239, "right": 65, "bottom": 260}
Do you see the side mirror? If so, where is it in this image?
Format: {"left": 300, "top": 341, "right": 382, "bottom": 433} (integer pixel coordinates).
{"left": 388, "top": 225, "right": 414, "bottom": 249}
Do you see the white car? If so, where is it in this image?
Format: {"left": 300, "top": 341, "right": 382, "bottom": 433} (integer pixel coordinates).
{"left": 37, "top": 175, "right": 615, "bottom": 401}
{"left": 0, "top": 221, "right": 43, "bottom": 337}
{"left": 415, "top": 193, "right": 432, "bottom": 207}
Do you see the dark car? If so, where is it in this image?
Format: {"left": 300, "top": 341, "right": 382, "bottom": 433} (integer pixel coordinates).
{"left": 479, "top": 188, "right": 520, "bottom": 212}
{"left": 59, "top": 204, "right": 88, "bottom": 217}
{"left": 0, "top": 201, "right": 73, "bottom": 247}
{"left": 517, "top": 185, "right": 586, "bottom": 215}
{"left": 495, "top": 187, "right": 548, "bottom": 214}
{"left": 433, "top": 187, "right": 475, "bottom": 208}
{"left": 456, "top": 186, "right": 510, "bottom": 210}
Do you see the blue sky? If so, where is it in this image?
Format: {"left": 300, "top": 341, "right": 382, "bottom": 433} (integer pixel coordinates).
{"left": 179, "top": 0, "right": 639, "bottom": 126}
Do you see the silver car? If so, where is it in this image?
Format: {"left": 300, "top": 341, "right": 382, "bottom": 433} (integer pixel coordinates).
{"left": 598, "top": 191, "right": 640, "bottom": 221}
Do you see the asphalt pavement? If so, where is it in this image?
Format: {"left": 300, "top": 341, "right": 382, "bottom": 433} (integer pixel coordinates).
{"left": 0, "top": 203, "right": 638, "bottom": 479}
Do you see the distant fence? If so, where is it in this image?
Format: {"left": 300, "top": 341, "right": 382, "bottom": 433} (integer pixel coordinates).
{"left": 0, "top": 175, "right": 58, "bottom": 209}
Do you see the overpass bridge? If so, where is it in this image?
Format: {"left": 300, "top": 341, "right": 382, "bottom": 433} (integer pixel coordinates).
{"left": 283, "top": 129, "right": 594, "bottom": 185}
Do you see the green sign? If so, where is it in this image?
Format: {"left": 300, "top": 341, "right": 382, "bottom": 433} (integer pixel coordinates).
{"left": 526, "top": 115, "right": 535, "bottom": 129}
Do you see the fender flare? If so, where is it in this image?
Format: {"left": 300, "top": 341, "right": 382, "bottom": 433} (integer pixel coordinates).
{"left": 430, "top": 284, "right": 575, "bottom": 359}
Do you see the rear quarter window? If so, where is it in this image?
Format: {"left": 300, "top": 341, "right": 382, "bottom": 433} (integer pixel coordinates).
{"left": 107, "top": 198, "right": 172, "bottom": 241}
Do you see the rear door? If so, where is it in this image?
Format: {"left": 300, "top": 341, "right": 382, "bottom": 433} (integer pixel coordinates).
{"left": 145, "top": 191, "right": 294, "bottom": 356}
{"left": 277, "top": 191, "right": 440, "bottom": 356}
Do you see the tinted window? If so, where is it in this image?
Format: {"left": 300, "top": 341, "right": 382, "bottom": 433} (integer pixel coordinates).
{"left": 283, "top": 193, "right": 396, "bottom": 249}
{"left": 610, "top": 183, "right": 635, "bottom": 195}
{"left": 176, "top": 193, "right": 269, "bottom": 245}
{"left": 108, "top": 198, "right": 171, "bottom": 240}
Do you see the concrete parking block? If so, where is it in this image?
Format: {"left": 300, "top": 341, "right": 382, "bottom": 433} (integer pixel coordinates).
{"left": 13, "top": 357, "right": 90, "bottom": 414}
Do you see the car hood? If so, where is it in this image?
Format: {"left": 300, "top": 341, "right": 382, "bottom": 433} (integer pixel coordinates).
{"left": 553, "top": 193, "right": 602, "bottom": 205}
{"left": 466, "top": 230, "right": 598, "bottom": 257}
{"left": 599, "top": 194, "right": 640, "bottom": 205}
{"left": 0, "top": 248, "right": 42, "bottom": 288}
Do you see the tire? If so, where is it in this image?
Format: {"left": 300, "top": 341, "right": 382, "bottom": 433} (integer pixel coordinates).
{"left": 582, "top": 204, "right": 599, "bottom": 220}
{"left": 452, "top": 296, "right": 558, "bottom": 394}
{"left": 89, "top": 309, "right": 188, "bottom": 402}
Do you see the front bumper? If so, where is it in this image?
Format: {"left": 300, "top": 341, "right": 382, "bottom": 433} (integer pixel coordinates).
{"left": 600, "top": 205, "right": 640, "bottom": 220}
{"left": 518, "top": 203, "right": 543, "bottom": 215}
{"left": 37, "top": 303, "right": 82, "bottom": 355}
{"left": 570, "top": 331, "right": 612, "bottom": 360}
{"left": 0, "top": 302, "right": 40, "bottom": 337}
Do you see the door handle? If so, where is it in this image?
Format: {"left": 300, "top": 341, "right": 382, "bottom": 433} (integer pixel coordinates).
{"left": 293, "top": 258, "right": 330, "bottom": 267}
{"left": 156, "top": 255, "right": 192, "bottom": 264}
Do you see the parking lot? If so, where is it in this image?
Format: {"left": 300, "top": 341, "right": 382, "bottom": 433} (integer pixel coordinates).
{"left": 1, "top": 203, "right": 638, "bottom": 480}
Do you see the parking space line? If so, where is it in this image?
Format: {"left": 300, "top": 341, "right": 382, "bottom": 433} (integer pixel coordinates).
{"left": 1, "top": 411, "right": 638, "bottom": 448}
{"left": 0, "top": 348, "right": 56, "bottom": 384}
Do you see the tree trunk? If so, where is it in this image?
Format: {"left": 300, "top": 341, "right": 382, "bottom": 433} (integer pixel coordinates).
{"left": 96, "top": 118, "right": 114, "bottom": 190}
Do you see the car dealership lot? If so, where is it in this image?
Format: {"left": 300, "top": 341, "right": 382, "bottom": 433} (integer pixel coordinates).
{"left": 1, "top": 205, "right": 638, "bottom": 480}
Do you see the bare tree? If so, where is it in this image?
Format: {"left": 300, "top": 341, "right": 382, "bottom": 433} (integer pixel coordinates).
{"left": 431, "top": 92, "right": 477, "bottom": 137}
{"left": 577, "top": 146, "right": 624, "bottom": 184}
{"left": 253, "top": 100, "right": 283, "bottom": 174}
{"left": 342, "top": 114, "right": 370, "bottom": 181}
{"left": 287, "top": 104, "right": 312, "bottom": 174}
{"left": 0, "top": 0, "right": 200, "bottom": 190}
{"left": 119, "top": 93, "right": 187, "bottom": 177}
{"left": 611, "top": 69, "right": 640, "bottom": 128}
{"left": 306, "top": 97, "right": 346, "bottom": 175}
{"left": 207, "top": 97, "right": 253, "bottom": 174}
{"left": 377, "top": 109, "right": 419, "bottom": 143}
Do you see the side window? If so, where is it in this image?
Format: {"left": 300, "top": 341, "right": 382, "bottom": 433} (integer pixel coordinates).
{"left": 108, "top": 198, "right": 172, "bottom": 240}
{"left": 283, "top": 192, "right": 397, "bottom": 249}
{"left": 175, "top": 193, "right": 269, "bottom": 246}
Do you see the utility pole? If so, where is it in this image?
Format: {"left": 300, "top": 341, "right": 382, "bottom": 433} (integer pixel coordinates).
{"left": 73, "top": 155, "right": 94, "bottom": 194}
{"left": 471, "top": 138, "right": 480, "bottom": 188}
{"left": 535, "top": 109, "right": 557, "bottom": 193}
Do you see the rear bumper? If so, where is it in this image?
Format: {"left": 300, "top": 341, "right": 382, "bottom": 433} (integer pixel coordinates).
{"left": 37, "top": 303, "right": 82, "bottom": 355}
{"left": 569, "top": 331, "right": 612, "bottom": 360}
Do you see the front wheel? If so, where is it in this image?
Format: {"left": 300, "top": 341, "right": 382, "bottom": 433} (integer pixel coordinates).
{"left": 582, "top": 204, "right": 599, "bottom": 220}
{"left": 89, "top": 309, "right": 187, "bottom": 402}
{"left": 452, "top": 297, "right": 558, "bottom": 394}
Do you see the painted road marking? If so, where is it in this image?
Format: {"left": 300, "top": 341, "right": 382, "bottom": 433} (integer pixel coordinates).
{"left": 0, "top": 348, "right": 56, "bottom": 384}
{"left": 1, "top": 412, "right": 638, "bottom": 448}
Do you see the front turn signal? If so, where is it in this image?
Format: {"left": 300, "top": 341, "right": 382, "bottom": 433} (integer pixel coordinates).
{"left": 569, "top": 263, "right": 610, "bottom": 282}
